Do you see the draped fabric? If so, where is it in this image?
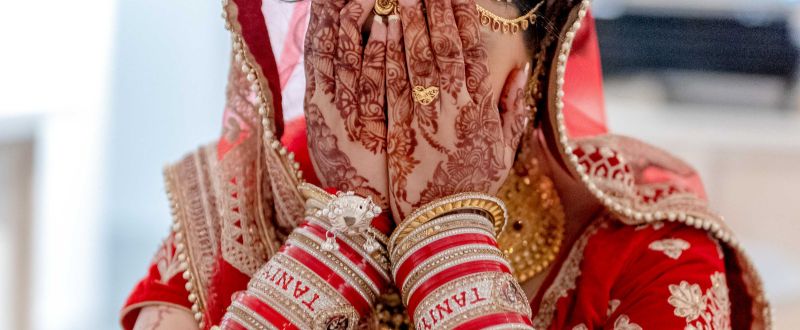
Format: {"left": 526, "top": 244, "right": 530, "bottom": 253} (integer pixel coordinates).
{"left": 121, "top": 0, "right": 769, "bottom": 329}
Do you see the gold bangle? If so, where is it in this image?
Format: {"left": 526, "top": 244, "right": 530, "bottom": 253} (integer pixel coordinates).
{"left": 389, "top": 193, "right": 507, "bottom": 254}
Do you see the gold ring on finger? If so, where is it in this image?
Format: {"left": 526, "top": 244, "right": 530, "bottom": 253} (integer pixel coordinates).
{"left": 374, "top": 0, "right": 398, "bottom": 16}
{"left": 412, "top": 86, "right": 439, "bottom": 106}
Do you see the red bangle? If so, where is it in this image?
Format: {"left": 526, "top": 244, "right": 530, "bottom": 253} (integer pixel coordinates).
{"left": 235, "top": 292, "right": 300, "bottom": 330}
{"left": 220, "top": 318, "right": 248, "bottom": 330}
{"left": 281, "top": 244, "right": 372, "bottom": 317}
{"left": 406, "top": 259, "right": 511, "bottom": 317}
{"left": 301, "top": 221, "right": 389, "bottom": 292}
{"left": 394, "top": 233, "right": 498, "bottom": 289}
{"left": 451, "top": 312, "right": 533, "bottom": 330}
{"left": 370, "top": 212, "right": 394, "bottom": 236}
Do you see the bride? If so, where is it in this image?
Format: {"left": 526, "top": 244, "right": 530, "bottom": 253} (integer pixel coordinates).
{"left": 121, "top": 0, "right": 769, "bottom": 328}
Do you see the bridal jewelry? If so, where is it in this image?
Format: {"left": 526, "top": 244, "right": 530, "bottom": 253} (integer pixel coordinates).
{"left": 496, "top": 159, "right": 566, "bottom": 282}
{"left": 476, "top": 0, "right": 544, "bottom": 34}
{"left": 374, "top": 0, "right": 397, "bottom": 16}
{"left": 412, "top": 85, "right": 439, "bottom": 105}
{"left": 301, "top": 184, "right": 384, "bottom": 253}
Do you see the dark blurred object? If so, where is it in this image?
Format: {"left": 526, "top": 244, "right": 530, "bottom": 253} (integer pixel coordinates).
{"left": 595, "top": 14, "right": 799, "bottom": 81}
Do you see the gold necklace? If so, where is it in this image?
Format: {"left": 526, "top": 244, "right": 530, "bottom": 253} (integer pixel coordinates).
{"left": 496, "top": 157, "right": 566, "bottom": 283}
{"left": 476, "top": 0, "right": 544, "bottom": 34}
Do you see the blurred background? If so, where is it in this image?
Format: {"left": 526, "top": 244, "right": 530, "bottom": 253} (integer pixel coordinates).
{"left": 0, "top": 0, "right": 799, "bottom": 328}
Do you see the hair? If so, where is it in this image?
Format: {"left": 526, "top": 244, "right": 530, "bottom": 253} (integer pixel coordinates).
{"left": 510, "top": 0, "right": 578, "bottom": 52}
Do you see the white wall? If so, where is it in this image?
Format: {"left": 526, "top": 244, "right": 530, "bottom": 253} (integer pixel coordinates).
{"left": 104, "top": 0, "right": 228, "bottom": 328}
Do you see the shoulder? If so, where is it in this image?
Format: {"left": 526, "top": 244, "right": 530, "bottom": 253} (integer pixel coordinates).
{"left": 579, "top": 216, "right": 731, "bottom": 329}
{"left": 582, "top": 217, "right": 725, "bottom": 282}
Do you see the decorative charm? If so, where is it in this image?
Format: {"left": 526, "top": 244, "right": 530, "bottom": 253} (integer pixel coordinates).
{"left": 476, "top": 1, "right": 544, "bottom": 34}
{"left": 412, "top": 86, "right": 439, "bottom": 105}
{"left": 374, "top": 0, "right": 397, "bottom": 16}
{"left": 313, "top": 306, "right": 359, "bottom": 330}
{"left": 314, "top": 191, "right": 382, "bottom": 253}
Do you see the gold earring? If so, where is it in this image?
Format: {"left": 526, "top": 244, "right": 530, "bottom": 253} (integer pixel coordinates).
{"left": 475, "top": 0, "right": 544, "bottom": 34}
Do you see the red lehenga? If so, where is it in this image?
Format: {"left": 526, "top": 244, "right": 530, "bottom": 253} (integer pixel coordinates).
{"left": 121, "top": 0, "right": 769, "bottom": 329}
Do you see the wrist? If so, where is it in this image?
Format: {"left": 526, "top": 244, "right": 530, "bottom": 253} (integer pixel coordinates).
{"left": 220, "top": 184, "right": 393, "bottom": 330}
{"left": 388, "top": 193, "right": 534, "bottom": 330}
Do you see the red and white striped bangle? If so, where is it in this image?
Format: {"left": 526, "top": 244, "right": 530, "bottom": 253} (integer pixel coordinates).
{"left": 299, "top": 220, "right": 390, "bottom": 290}
{"left": 389, "top": 193, "right": 533, "bottom": 330}
{"left": 220, "top": 187, "right": 393, "bottom": 330}
{"left": 394, "top": 231, "right": 498, "bottom": 290}
{"left": 411, "top": 272, "right": 532, "bottom": 329}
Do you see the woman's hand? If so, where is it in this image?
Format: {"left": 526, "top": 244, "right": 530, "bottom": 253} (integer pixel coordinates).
{"left": 385, "top": 0, "right": 529, "bottom": 220}
{"left": 304, "top": 0, "right": 391, "bottom": 208}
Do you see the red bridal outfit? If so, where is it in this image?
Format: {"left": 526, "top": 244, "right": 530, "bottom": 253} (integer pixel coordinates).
{"left": 121, "top": 0, "right": 769, "bottom": 329}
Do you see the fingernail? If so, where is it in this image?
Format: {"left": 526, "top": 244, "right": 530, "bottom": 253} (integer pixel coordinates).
{"left": 388, "top": 14, "right": 400, "bottom": 22}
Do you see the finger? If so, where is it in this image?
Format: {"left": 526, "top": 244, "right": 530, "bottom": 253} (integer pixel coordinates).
{"left": 425, "top": 0, "right": 466, "bottom": 101}
{"left": 500, "top": 63, "right": 531, "bottom": 152}
{"left": 386, "top": 14, "right": 417, "bottom": 217}
{"left": 356, "top": 15, "right": 389, "bottom": 154}
{"left": 304, "top": 0, "right": 324, "bottom": 102}
{"left": 386, "top": 14, "right": 412, "bottom": 122}
{"left": 311, "top": 0, "right": 346, "bottom": 95}
{"left": 334, "top": 0, "right": 373, "bottom": 141}
{"left": 399, "top": 0, "right": 441, "bottom": 118}
{"left": 451, "top": 0, "right": 491, "bottom": 97}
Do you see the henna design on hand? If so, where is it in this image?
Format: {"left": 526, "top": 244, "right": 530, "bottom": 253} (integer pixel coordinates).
{"left": 386, "top": 0, "right": 529, "bottom": 219}
{"left": 306, "top": 104, "right": 386, "bottom": 205}
{"left": 305, "top": 0, "right": 391, "bottom": 209}
{"left": 386, "top": 16, "right": 420, "bottom": 219}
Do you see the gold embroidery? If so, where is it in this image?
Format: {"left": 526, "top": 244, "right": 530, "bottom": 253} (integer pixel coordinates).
{"left": 607, "top": 299, "right": 620, "bottom": 318}
{"left": 532, "top": 219, "right": 604, "bottom": 328}
{"left": 152, "top": 234, "right": 182, "bottom": 284}
{"left": 613, "top": 315, "right": 642, "bottom": 330}
{"left": 668, "top": 272, "right": 731, "bottom": 330}
{"left": 648, "top": 238, "right": 691, "bottom": 260}
{"left": 635, "top": 221, "right": 664, "bottom": 231}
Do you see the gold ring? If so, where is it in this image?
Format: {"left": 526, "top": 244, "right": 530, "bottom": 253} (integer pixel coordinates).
{"left": 374, "top": 0, "right": 397, "bottom": 16}
{"left": 412, "top": 86, "right": 439, "bottom": 105}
